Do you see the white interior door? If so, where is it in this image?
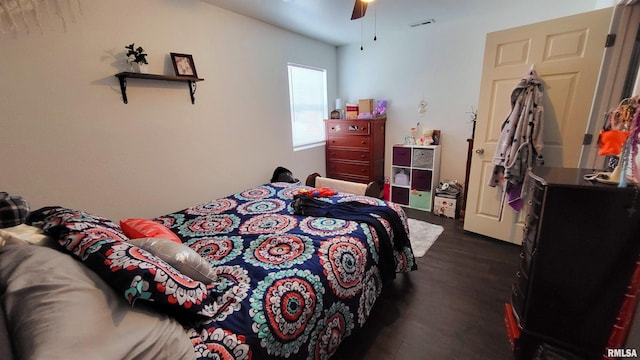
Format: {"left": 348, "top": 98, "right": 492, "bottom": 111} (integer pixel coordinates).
{"left": 463, "top": 8, "right": 614, "bottom": 244}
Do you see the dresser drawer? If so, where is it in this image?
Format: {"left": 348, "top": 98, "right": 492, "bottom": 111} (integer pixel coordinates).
{"left": 519, "top": 250, "right": 531, "bottom": 275}
{"left": 327, "top": 161, "right": 370, "bottom": 177}
{"left": 524, "top": 180, "right": 544, "bottom": 215}
{"left": 520, "top": 238, "right": 536, "bottom": 271}
{"left": 511, "top": 282, "right": 526, "bottom": 326}
{"left": 512, "top": 257, "right": 533, "bottom": 319}
{"left": 327, "top": 148, "right": 371, "bottom": 162}
{"left": 514, "top": 266, "right": 529, "bottom": 306}
{"left": 326, "top": 121, "right": 371, "bottom": 136}
{"left": 522, "top": 213, "right": 539, "bottom": 251}
{"left": 525, "top": 196, "right": 543, "bottom": 219}
{"left": 327, "top": 136, "right": 370, "bottom": 148}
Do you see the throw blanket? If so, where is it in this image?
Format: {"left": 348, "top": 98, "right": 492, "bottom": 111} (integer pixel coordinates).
{"left": 292, "top": 193, "right": 415, "bottom": 284}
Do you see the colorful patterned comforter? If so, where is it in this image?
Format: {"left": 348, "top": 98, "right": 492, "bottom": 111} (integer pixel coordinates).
{"left": 27, "top": 182, "right": 416, "bottom": 360}
{"left": 157, "top": 182, "right": 417, "bottom": 359}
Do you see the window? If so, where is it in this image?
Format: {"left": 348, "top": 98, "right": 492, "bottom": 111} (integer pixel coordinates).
{"left": 288, "top": 63, "right": 328, "bottom": 151}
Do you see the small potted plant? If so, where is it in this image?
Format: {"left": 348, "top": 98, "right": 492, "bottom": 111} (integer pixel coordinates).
{"left": 125, "top": 43, "right": 148, "bottom": 73}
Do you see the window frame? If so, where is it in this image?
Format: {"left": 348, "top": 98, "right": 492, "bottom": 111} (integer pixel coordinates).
{"left": 287, "top": 63, "right": 328, "bottom": 151}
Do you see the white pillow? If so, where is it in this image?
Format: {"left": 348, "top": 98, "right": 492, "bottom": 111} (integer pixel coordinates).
{"left": 0, "top": 224, "right": 52, "bottom": 246}
{"left": 129, "top": 237, "right": 217, "bottom": 284}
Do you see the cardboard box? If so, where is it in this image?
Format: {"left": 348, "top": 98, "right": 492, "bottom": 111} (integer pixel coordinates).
{"left": 433, "top": 195, "right": 459, "bottom": 219}
{"left": 359, "top": 99, "right": 374, "bottom": 114}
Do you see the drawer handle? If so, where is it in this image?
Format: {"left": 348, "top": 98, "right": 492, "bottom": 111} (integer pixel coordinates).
{"left": 361, "top": 141, "right": 366, "bottom": 145}
{"left": 361, "top": 155, "right": 365, "bottom": 158}
{"left": 528, "top": 200, "right": 533, "bottom": 205}
{"left": 361, "top": 169, "right": 365, "bottom": 172}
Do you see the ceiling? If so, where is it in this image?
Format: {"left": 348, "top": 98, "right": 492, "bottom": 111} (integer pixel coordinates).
{"left": 202, "top": 0, "right": 511, "bottom": 47}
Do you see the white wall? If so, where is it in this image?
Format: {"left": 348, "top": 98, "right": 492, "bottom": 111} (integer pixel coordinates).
{"left": 338, "top": 1, "right": 604, "bottom": 184}
{"left": 0, "top": 0, "right": 337, "bottom": 220}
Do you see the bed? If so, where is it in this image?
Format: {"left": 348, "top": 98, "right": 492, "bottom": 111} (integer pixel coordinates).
{"left": 0, "top": 181, "right": 417, "bottom": 360}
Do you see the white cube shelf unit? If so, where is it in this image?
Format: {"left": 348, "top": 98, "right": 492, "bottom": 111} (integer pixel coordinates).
{"left": 390, "top": 145, "right": 441, "bottom": 211}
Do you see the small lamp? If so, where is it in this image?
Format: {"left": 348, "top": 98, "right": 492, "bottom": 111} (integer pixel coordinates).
{"left": 335, "top": 99, "right": 344, "bottom": 119}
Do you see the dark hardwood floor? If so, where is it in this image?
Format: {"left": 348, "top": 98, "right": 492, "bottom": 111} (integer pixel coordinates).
{"left": 332, "top": 208, "right": 521, "bottom": 360}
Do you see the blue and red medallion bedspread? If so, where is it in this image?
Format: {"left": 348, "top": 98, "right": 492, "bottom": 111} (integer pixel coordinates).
{"left": 158, "top": 182, "right": 417, "bottom": 359}
{"left": 29, "top": 182, "right": 417, "bottom": 360}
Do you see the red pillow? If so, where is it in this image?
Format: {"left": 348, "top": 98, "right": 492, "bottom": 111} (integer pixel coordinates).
{"left": 119, "top": 218, "right": 182, "bottom": 244}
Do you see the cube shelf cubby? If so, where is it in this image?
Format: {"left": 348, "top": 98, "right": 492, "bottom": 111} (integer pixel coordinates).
{"left": 390, "top": 145, "right": 441, "bottom": 211}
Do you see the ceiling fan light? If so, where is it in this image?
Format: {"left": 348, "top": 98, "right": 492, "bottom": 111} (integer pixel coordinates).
{"left": 361, "top": 0, "right": 375, "bottom": 3}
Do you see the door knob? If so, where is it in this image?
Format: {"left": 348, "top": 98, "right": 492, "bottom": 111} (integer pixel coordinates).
{"left": 475, "top": 148, "right": 485, "bottom": 154}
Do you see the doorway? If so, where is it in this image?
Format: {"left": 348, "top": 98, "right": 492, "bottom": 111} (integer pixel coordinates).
{"left": 463, "top": 8, "right": 614, "bottom": 243}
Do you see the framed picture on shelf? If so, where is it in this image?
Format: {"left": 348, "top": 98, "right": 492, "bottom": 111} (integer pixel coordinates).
{"left": 432, "top": 130, "right": 441, "bottom": 145}
{"left": 170, "top": 53, "right": 198, "bottom": 78}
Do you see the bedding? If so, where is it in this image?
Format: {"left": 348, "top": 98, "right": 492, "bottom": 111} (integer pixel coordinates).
{"left": 2, "top": 181, "right": 416, "bottom": 360}
{"left": 0, "top": 224, "right": 52, "bottom": 246}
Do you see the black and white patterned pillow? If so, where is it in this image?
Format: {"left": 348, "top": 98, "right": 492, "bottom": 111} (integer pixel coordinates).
{"left": 28, "top": 206, "right": 217, "bottom": 322}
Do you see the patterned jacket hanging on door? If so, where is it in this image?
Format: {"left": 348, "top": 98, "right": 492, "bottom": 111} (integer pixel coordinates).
{"left": 488, "top": 68, "right": 544, "bottom": 211}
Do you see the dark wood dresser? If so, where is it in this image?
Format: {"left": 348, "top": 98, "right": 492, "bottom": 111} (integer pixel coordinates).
{"left": 507, "top": 167, "right": 640, "bottom": 359}
{"left": 324, "top": 117, "right": 386, "bottom": 185}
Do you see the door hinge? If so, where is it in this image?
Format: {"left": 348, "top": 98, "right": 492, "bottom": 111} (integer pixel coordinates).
{"left": 583, "top": 133, "right": 593, "bottom": 145}
{"left": 605, "top": 33, "right": 616, "bottom": 48}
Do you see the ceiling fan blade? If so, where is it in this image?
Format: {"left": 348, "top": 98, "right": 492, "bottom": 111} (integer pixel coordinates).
{"left": 351, "top": 0, "right": 368, "bottom": 20}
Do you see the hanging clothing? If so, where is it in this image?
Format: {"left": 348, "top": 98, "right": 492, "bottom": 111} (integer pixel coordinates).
{"left": 488, "top": 68, "right": 545, "bottom": 213}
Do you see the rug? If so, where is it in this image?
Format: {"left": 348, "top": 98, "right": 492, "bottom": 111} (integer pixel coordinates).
{"left": 408, "top": 218, "right": 444, "bottom": 257}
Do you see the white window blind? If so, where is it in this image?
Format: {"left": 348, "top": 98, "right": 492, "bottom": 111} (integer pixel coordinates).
{"left": 288, "top": 63, "right": 328, "bottom": 151}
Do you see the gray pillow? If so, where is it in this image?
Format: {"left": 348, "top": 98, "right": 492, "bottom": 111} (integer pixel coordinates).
{"left": 129, "top": 237, "right": 217, "bottom": 284}
{"left": 0, "top": 244, "right": 196, "bottom": 360}
{"left": 0, "top": 304, "right": 14, "bottom": 360}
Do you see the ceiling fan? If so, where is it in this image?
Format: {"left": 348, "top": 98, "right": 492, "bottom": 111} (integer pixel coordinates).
{"left": 351, "top": 0, "right": 377, "bottom": 50}
{"left": 351, "top": 0, "right": 375, "bottom": 20}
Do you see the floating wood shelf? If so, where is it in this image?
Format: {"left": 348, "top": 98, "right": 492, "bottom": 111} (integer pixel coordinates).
{"left": 114, "top": 72, "right": 204, "bottom": 104}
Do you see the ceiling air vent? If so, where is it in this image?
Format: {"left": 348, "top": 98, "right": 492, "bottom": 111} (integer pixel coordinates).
{"left": 410, "top": 19, "right": 435, "bottom": 28}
